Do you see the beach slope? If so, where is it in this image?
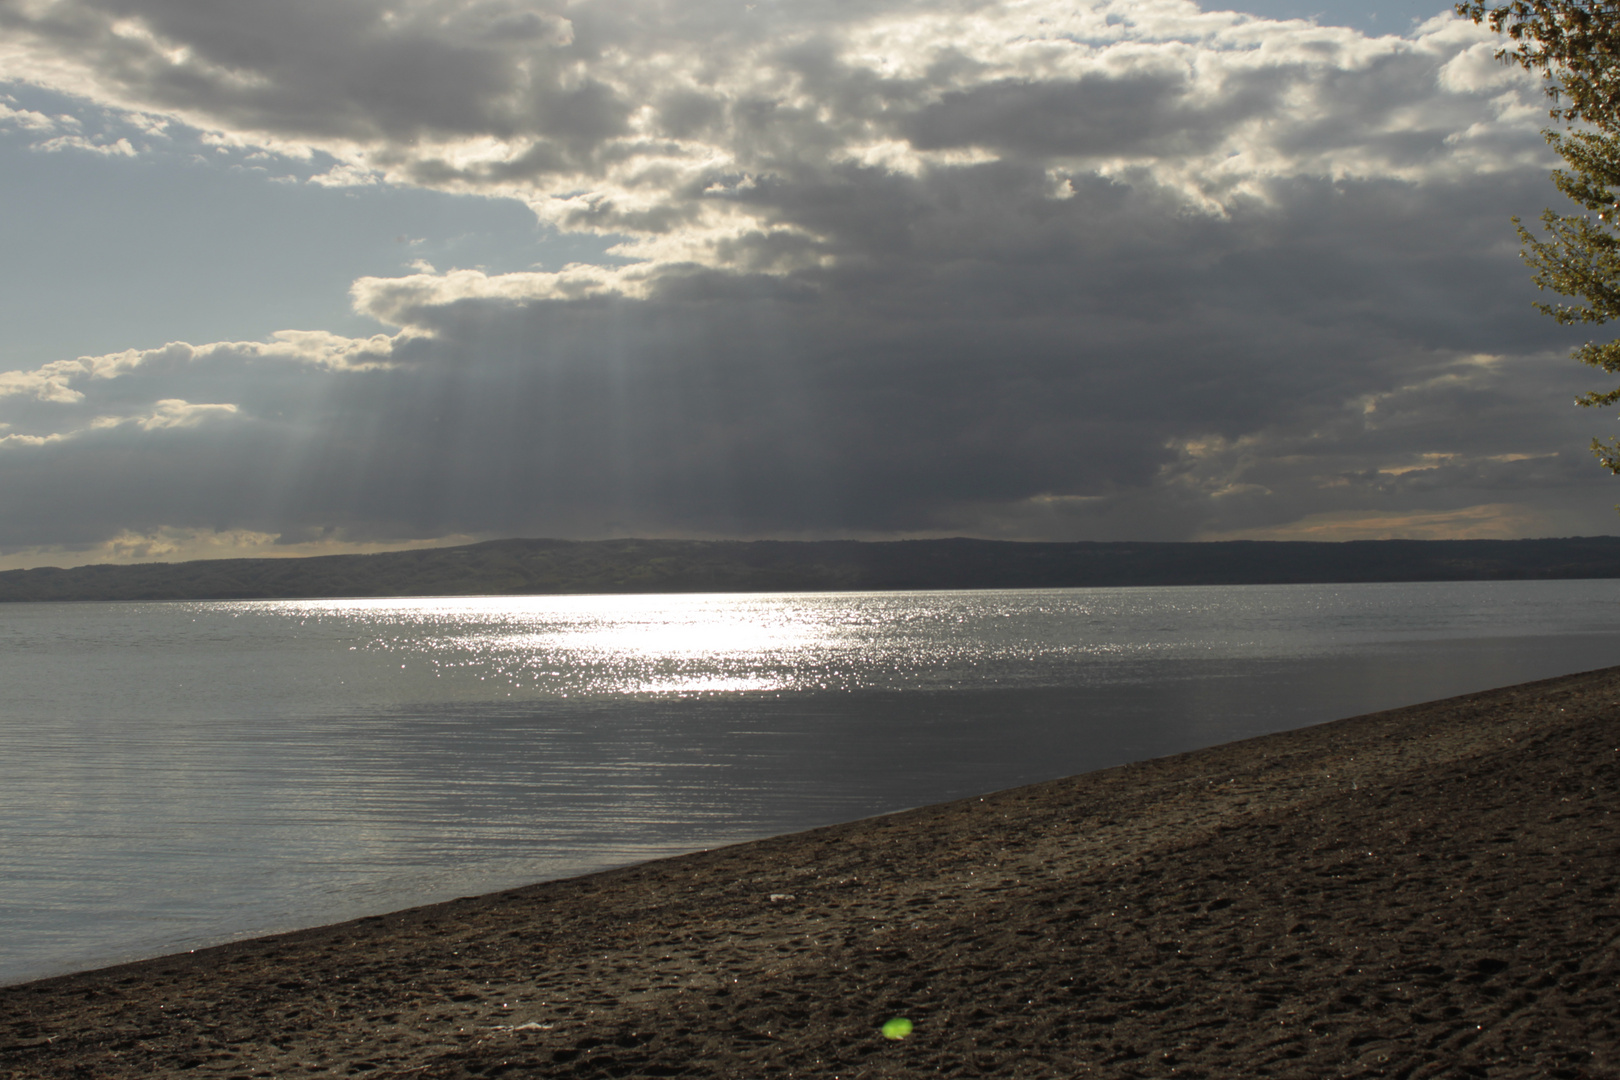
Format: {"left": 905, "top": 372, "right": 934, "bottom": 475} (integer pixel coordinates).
{"left": 3, "top": 668, "right": 1618, "bottom": 1078}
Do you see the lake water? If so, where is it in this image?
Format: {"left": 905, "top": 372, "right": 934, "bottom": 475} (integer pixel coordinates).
{"left": 2, "top": 580, "right": 1618, "bottom": 985}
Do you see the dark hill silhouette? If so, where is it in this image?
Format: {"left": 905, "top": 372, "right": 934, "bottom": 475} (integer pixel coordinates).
{"left": 5, "top": 535, "right": 1620, "bottom": 602}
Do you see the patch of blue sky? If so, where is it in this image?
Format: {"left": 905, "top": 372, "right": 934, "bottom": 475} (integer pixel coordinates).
{"left": 0, "top": 83, "right": 624, "bottom": 370}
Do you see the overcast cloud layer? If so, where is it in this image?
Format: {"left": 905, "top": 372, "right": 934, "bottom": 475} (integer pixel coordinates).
{"left": 0, "top": 0, "right": 1613, "bottom": 567}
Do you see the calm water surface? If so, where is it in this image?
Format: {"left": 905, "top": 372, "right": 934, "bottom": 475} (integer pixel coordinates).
{"left": 2, "top": 581, "right": 1618, "bottom": 984}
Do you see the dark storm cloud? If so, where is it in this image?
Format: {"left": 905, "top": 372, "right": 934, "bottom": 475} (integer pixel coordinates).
{"left": 1, "top": 0, "right": 1612, "bottom": 560}
{"left": 0, "top": 164, "right": 1589, "bottom": 548}
{"left": 900, "top": 71, "right": 1266, "bottom": 159}
{"left": 0, "top": 0, "right": 604, "bottom": 145}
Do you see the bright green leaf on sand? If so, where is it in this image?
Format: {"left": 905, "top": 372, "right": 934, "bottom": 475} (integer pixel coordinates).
{"left": 882, "top": 1017, "right": 913, "bottom": 1040}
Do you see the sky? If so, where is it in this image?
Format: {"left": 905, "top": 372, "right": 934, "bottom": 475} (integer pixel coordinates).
{"left": 0, "top": 0, "right": 1612, "bottom": 570}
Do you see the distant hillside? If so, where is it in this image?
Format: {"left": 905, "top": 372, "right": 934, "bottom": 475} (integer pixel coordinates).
{"left": 5, "top": 536, "right": 1620, "bottom": 603}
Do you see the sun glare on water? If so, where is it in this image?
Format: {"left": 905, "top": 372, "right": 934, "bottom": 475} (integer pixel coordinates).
{"left": 272, "top": 593, "right": 853, "bottom": 698}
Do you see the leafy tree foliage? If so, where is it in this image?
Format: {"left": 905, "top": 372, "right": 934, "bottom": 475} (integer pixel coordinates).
{"left": 1459, "top": 2, "right": 1620, "bottom": 469}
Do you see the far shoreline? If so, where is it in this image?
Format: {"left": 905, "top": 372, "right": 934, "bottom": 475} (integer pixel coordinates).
{"left": 7, "top": 534, "right": 1620, "bottom": 603}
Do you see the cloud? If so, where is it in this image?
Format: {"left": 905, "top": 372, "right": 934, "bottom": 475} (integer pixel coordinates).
{"left": 350, "top": 265, "right": 657, "bottom": 328}
{"left": 0, "top": 430, "right": 68, "bottom": 448}
{"left": 0, "top": 526, "right": 484, "bottom": 572}
{"left": 1199, "top": 503, "right": 1554, "bottom": 541}
{"left": 0, "top": 1, "right": 1545, "bottom": 225}
{"left": 0, "top": 0, "right": 1613, "bottom": 559}
{"left": 0, "top": 398, "right": 239, "bottom": 446}
{"left": 34, "top": 132, "right": 135, "bottom": 155}
{"left": 104, "top": 398, "right": 240, "bottom": 432}
{"left": 0, "top": 98, "right": 65, "bottom": 131}
{"left": 0, "top": 329, "right": 411, "bottom": 405}
{"left": 309, "top": 161, "right": 382, "bottom": 187}
{"left": 0, "top": 359, "right": 93, "bottom": 403}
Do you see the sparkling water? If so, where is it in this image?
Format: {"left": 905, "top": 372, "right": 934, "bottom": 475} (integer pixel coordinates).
{"left": 3, "top": 580, "right": 1617, "bottom": 984}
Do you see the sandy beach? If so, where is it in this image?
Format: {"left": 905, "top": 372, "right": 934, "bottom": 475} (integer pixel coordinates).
{"left": 3, "top": 667, "right": 1618, "bottom": 1078}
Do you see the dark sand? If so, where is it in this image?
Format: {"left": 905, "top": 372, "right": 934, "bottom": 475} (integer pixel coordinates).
{"left": 4, "top": 668, "right": 1619, "bottom": 1079}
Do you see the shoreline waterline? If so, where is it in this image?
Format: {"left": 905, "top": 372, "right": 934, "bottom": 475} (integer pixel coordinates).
{"left": 5, "top": 666, "right": 1618, "bottom": 1077}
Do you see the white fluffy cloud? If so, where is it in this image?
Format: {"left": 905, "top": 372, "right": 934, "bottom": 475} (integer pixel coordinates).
{"left": 0, "top": 0, "right": 1613, "bottom": 560}
{"left": 0, "top": 330, "right": 408, "bottom": 405}
{"left": 0, "top": 1, "right": 1542, "bottom": 249}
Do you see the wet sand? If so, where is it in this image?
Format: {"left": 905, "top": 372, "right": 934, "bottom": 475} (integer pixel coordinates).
{"left": 3, "top": 667, "right": 1618, "bottom": 1079}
